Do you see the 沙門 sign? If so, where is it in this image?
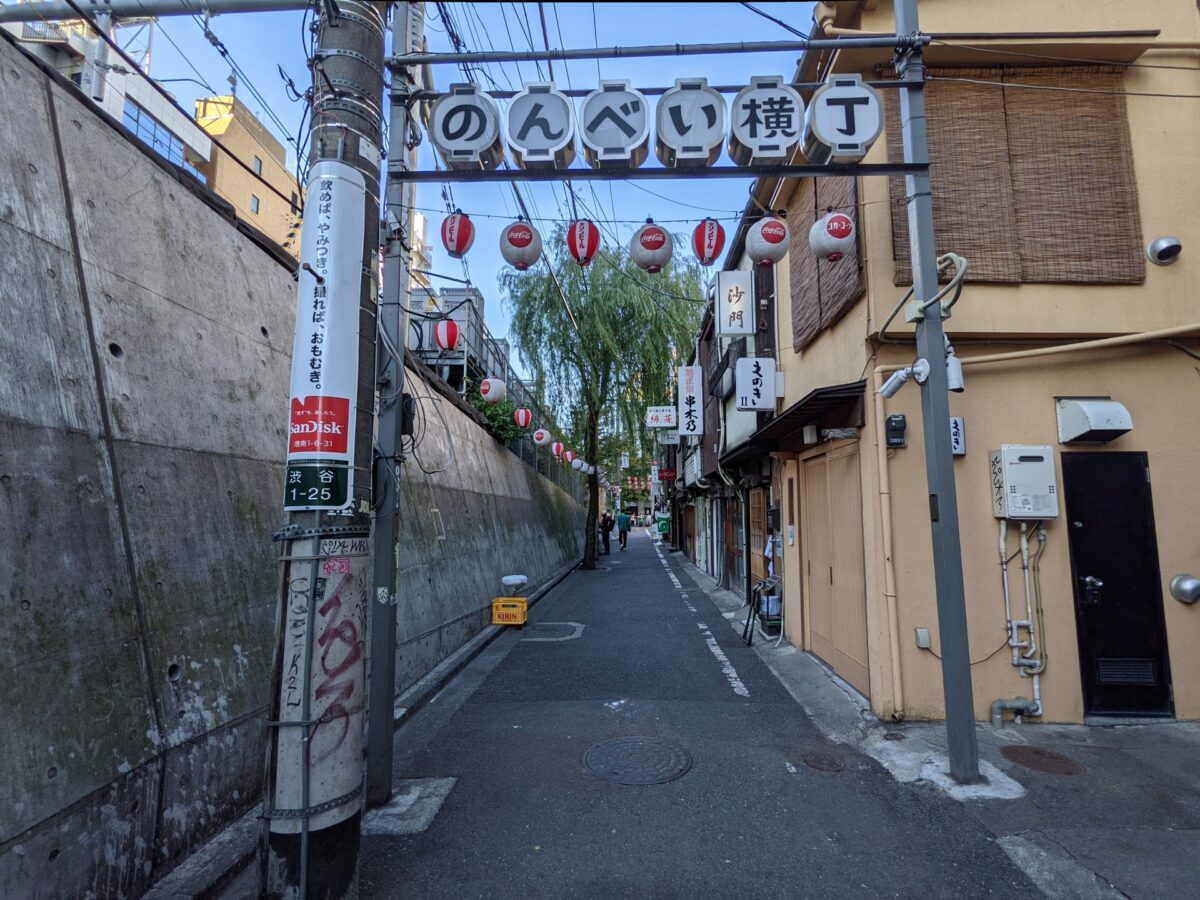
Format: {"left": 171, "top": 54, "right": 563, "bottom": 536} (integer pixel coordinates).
{"left": 285, "top": 160, "right": 366, "bottom": 511}
{"left": 716, "top": 270, "right": 754, "bottom": 336}
{"left": 645, "top": 406, "right": 677, "bottom": 428}
{"left": 677, "top": 365, "right": 704, "bottom": 436}
{"left": 736, "top": 357, "right": 776, "bottom": 411}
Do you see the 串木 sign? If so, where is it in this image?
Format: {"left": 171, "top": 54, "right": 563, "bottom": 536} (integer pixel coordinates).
{"left": 716, "top": 270, "right": 754, "bottom": 336}
{"left": 736, "top": 357, "right": 776, "bottom": 411}
{"left": 677, "top": 365, "right": 704, "bottom": 436}
{"left": 286, "top": 160, "right": 366, "bottom": 511}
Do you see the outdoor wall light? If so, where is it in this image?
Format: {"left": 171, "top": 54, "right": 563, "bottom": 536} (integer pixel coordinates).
{"left": 1147, "top": 236, "right": 1182, "bottom": 266}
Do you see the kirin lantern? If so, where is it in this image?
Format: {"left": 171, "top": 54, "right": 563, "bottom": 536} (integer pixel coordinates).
{"left": 630, "top": 218, "right": 673, "bottom": 274}
{"left": 440, "top": 209, "right": 474, "bottom": 259}
{"left": 562, "top": 449, "right": 576, "bottom": 464}
{"left": 566, "top": 219, "right": 600, "bottom": 267}
{"left": 746, "top": 215, "right": 789, "bottom": 266}
{"left": 433, "top": 318, "right": 460, "bottom": 351}
{"left": 692, "top": 217, "right": 726, "bottom": 266}
{"left": 552, "top": 441, "right": 564, "bottom": 458}
{"left": 513, "top": 407, "right": 533, "bottom": 428}
{"left": 500, "top": 218, "right": 543, "bottom": 270}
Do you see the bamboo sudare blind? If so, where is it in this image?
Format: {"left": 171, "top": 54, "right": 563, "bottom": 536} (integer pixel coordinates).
{"left": 885, "top": 66, "right": 1143, "bottom": 285}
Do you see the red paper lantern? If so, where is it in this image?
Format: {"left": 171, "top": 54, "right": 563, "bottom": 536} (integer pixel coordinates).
{"left": 433, "top": 318, "right": 460, "bottom": 351}
{"left": 746, "top": 215, "right": 789, "bottom": 267}
{"left": 499, "top": 218, "right": 543, "bottom": 270}
{"left": 630, "top": 218, "right": 673, "bottom": 274}
{"left": 552, "top": 441, "right": 564, "bottom": 458}
{"left": 692, "top": 217, "right": 726, "bottom": 266}
{"left": 566, "top": 219, "right": 600, "bottom": 267}
{"left": 514, "top": 407, "right": 532, "bottom": 428}
{"left": 562, "top": 449, "right": 576, "bottom": 464}
{"left": 440, "top": 209, "right": 475, "bottom": 259}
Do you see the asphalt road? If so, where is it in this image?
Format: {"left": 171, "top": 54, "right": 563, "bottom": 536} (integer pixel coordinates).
{"left": 359, "top": 530, "right": 1039, "bottom": 899}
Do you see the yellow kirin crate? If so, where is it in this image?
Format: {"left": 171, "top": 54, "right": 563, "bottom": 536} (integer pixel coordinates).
{"left": 491, "top": 597, "right": 527, "bottom": 626}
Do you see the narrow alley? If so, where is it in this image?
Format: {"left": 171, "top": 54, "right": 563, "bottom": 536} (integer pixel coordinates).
{"left": 358, "top": 531, "right": 1037, "bottom": 898}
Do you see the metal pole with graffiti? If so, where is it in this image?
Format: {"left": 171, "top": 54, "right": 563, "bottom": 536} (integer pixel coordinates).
{"left": 262, "top": 1, "right": 386, "bottom": 895}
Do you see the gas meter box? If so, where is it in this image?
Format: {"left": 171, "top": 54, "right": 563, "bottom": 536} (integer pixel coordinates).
{"left": 989, "top": 445, "right": 1059, "bottom": 520}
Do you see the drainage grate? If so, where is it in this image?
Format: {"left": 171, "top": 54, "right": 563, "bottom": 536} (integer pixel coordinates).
{"left": 800, "top": 753, "right": 846, "bottom": 773}
{"left": 1000, "top": 745, "right": 1085, "bottom": 776}
{"left": 584, "top": 737, "right": 691, "bottom": 785}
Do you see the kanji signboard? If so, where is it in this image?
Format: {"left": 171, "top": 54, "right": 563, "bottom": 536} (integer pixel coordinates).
{"left": 645, "top": 406, "right": 678, "bottom": 428}
{"left": 506, "top": 82, "right": 576, "bottom": 169}
{"left": 803, "top": 74, "right": 883, "bottom": 164}
{"left": 580, "top": 80, "right": 650, "bottom": 168}
{"left": 677, "top": 365, "right": 704, "bottom": 436}
{"left": 728, "top": 75, "right": 804, "bottom": 165}
{"left": 655, "top": 77, "right": 726, "bottom": 168}
{"left": 716, "top": 270, "right": 754, "bottom": 336}
{"left": 736, "top": 356, "right": 776, "bottom": 411}
{"left": 429, "top": 83, "right": 503, "bottom": 170}
{"left": 286, "top": 160, "right": 365, "bottom": 510}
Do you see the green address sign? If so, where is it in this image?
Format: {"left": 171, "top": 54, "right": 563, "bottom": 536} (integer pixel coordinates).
{"left": 284, "top": 461, "right": 350, "bottom": 510}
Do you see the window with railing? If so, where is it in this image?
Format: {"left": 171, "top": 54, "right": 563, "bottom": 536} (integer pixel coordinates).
{"left": 121, "top": 98, "right": 206, "bottom": 183}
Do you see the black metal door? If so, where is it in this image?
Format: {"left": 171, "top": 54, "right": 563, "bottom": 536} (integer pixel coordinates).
{"left": 1062, "top": 453, "right": 1173, "bottom": 717}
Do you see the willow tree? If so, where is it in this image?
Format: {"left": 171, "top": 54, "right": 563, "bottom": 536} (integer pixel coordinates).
{"left": 502, "top": 227, "right": 704, "bottom": 567}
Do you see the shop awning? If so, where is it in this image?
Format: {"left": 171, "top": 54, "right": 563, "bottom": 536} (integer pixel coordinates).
{"left": 748, "top": 380, "right": 866, "bottom": 452}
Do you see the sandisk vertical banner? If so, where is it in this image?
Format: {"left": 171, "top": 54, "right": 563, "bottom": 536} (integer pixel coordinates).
{"left": 284, "top": 160, "right": 366, "bottom": 510}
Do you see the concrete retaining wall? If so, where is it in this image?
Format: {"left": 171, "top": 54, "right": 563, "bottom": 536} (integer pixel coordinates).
{"left": 0, "top": 35, "right": 581, "bottom": 898}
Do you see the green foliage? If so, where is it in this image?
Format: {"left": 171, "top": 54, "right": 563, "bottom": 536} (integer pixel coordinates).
{"left": 466, "top": 381, "right": 523, "bottom": 446}
{"left": 501, "top": 226, "right": 704, "bottom": 563}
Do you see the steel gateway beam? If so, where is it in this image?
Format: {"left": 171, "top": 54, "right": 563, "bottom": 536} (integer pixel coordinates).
{"left": 393, "top": 163, "right": 927, "bottom": 183}
{"left": 0, "top": 0, "right": 309, "bottom": 21}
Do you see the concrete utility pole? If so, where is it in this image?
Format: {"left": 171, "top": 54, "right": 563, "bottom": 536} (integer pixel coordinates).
{"left": 367, "top": 0, "right": 424, "bottom": 808}
{"left": 894, "top": 0, "right": 981, "bottom": 784}
{"left": 263, "top": 1, "right": 387, "bottom": 897}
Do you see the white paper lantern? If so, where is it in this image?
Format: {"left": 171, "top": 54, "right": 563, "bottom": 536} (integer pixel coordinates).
{"left": 533, "top": 428, "right": 553, "bottom": 446}
{"left": 746, "top": 216, "right": 789, "bottom": 267}
{"left": 808, "top": 211, "right": 856, "bottom": 262}
{"left": 571, "top": 458, "right": 584, "bottom": 471}
{"left": 630, "top": 218, "right": 673, "bottom": 273}
{"left": 480, "top": 378, "right": 507, "bottom": 404}
{"left": 499, "top": 218, "right": 543, "bottom": 270}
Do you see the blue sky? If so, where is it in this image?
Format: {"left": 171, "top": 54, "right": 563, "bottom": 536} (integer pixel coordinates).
{"left": 137, "top": 1, "right": 815, "bottom": 341}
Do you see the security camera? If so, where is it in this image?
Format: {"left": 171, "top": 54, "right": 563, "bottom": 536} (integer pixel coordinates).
{"left": 944, "top": 338, "right": 965, "bottom": 393}
{"left": 1147, "top": 236, "right": 1182, "bottom": 266}
{"left": 879, "top": 368, "right": 910, "bottom": 399}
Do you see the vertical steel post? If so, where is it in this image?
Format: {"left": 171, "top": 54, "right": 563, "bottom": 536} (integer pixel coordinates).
{"left": 263, "top": 2, "right": 388, "bottom": 895}
{"left": 894, "top": 0, "right": 980, "bottom": 783}
{"left": 367, "top": 1, "right": 424, "bottom": 806}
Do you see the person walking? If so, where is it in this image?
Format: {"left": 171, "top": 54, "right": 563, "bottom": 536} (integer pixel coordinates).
{"left": 616, "top": 509, "right": 631, "bottom": 551}
{"left": 600, "top": 513, "right": 614, "bottom": 555}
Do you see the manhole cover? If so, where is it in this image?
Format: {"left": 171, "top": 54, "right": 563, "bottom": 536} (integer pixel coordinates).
{"left": 1000, "top": 745, "right": 1085, "bottom": 776}
{"left": 883, "top": 731, "right": 906, "bottom": 742}
{"left": 584, "top": 737, "right": 691, "bottom": 785}
{"left": 800, "top": 753, "right": 846, "bottom": 773}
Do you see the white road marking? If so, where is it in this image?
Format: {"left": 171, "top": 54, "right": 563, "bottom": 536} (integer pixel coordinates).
{"left": 361, "top": 778, "right": 457, "bottom": 835}
{"left": 521, "top": 621, "right": 586, "bottom": 642}
{"left": 697, "top": 623, "right": 750, "bottom": 697}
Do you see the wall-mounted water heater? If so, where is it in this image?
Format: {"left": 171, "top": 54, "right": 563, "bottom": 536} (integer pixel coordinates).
{"left": 989, "top": 445, "right": 1059, "bottom": 520}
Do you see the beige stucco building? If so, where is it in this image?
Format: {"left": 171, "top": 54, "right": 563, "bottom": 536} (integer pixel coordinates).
{"left": 194, "top": 95, "right": 301, "bottom": 256}
{"left": 748, "top": 0, "right": 1200, "bottom": 726}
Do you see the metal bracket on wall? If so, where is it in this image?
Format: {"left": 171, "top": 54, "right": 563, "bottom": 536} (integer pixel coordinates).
{"left": 272, "top": 523, "right": 371, "bottom": 542}
{"left": 263, "top": 783, "right": 363, "bottom": 820}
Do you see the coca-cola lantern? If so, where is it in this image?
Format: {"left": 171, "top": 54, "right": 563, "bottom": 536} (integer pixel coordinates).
{"left": 433, "top": 318, "right": 460, "bottom": 351}
{"left": 533, "top": 428, "right": 552, "bottom": 446}
{"left": 566, "top": 219, "right": 600, "bottom": 267}
{"left": 552, "top": 441, "right": 564, "bottom": 458}
{"left": 513, "top": 407, "right": 533, "bottom": 428}
{"left": 692, "top": 217, "right": 726, "bottom": 267}
{"left": 746, "top": 215, "right": 789, "bottom": 267}
{"left": 571, "top": 458, "right": 584, "bottom": 471}
{"left": 440, "top": 209, "right": 474, "bottom": 259}
{"left": 499, "top": 218, "right": 543, "bottom": 270}
{"left": 562, "top": 449, "right": 576, "bottom": 464}
{"left": 630, "top": 218, "right": 673, "bottom": 274}
{"left": 480, "top": 378, "right": 507, "bottom": 404}
{"left": 808, "top": 211, "right": 856, "bottom": 262}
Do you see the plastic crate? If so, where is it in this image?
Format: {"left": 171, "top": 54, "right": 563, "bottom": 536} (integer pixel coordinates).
{"left": 491, "top": 597, "right": 527, "bottom": 626}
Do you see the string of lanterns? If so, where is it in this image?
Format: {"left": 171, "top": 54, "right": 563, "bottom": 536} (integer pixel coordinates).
{"left": 444, "top": 207, "right": 857, "bottom": 271}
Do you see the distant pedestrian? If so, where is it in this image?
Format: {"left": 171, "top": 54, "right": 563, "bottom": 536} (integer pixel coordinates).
{"left": 600, "top": 513, "right": 614, "bottom": 555}
{"left": 616, "top": 510, "right": 631, "bottom": 550}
